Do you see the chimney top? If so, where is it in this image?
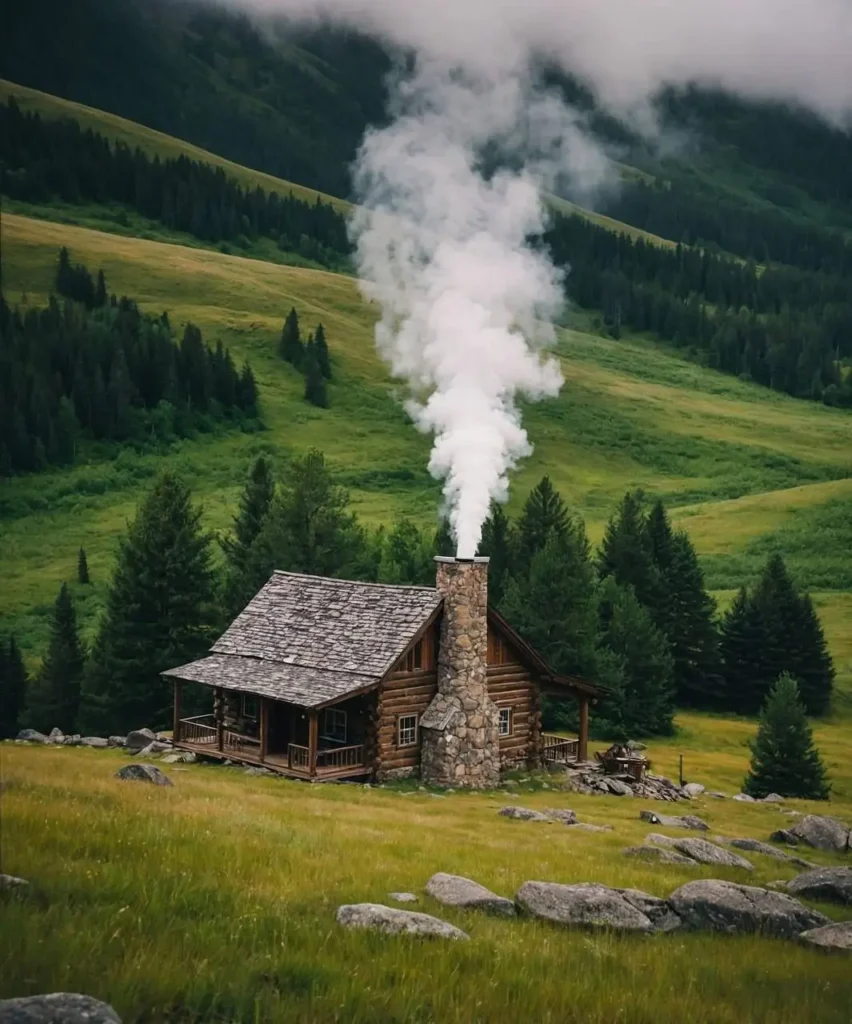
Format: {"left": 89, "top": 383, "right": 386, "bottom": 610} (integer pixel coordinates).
{"left": 434, "top": 555, "right": 490, "bottom": 565}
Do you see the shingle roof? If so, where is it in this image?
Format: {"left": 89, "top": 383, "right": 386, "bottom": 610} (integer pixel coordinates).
{"left": 162, "top": 654, "right": 375, "bottom": 709}
{"left": 212, "top": 571, "right": 442, "bottom": 676}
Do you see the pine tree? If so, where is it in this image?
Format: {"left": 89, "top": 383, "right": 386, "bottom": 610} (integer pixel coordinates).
{"left": 719, "top": 586, "right": 767, "bottom": 714}
{"left": 95, "top": 269, "right": 107, "bottom": 308}
{"left": 516, "top": 476, "right": 569, "bottom": 563}
{"left": 279, "top": 307, "right": 304, "bottom": 366}
{"left": 433, "top": 519, "right": 454, "bottom": 557}
{"left": 314, "top": 322, "right": 332, "bottom": 379}
{"left": 793, "top": 593, "right": 835, "bottom": 716}
{"left": 221, "top": 456, "right": 276, "bottom": 614}
{"left": 598, "top": 490, "right": 659, "bottom": 608}
{"left": 595, "top": 576, "right": 675, "bottom": 738}
{"left": 743, "top": 673, "right": 830, "bottom": 799}
{"left": 477, "top": 502, "right": 514, "bottom": 606}
{"left": 0, "top": 636, "right": 29, "bottom": 739}
{"left": 28, "top": 583, "right": 86, "bottom": 733}
{"left": 77, "top": 546, "right": 90, "bottom": 584}
{"left": 303, "top": 338, "right": 329, "bottom": 408}
{"left": 81, "top": 473, "right": 215, "bottom": 733}
{"left": 378, "top": 519, "right": 434, "bottom": 585}
{"left": 237, "top": 361, "right": 259, "bottom": 415}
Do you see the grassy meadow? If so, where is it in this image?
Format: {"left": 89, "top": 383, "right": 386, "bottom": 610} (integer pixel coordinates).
{"left": 2, "top": 739, "right": 851, "bottom": 1024}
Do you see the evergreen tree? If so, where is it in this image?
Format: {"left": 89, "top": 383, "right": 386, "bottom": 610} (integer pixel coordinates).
{"left": 501, "top": 522, "right": 598, "bottom": 680}
{"left": 314, "top": 322, "right": 332, "bottom": 379}
{"left": 95, "top": 269, "right": 107, "bottom": 308}
{"left": 378, "top": 519, "right": 434, "bottom": 585}
{"left": 598, "top": 490, "right": 659, "bottom": 608}
{"left": 743, "top": 673, "right": 830, "bottom": 799}
{"left": 433, "top": 519, "right": 454, "bottom": 557}
{"left": 793, "top": 593, "right": 835, "bottom": 716}
{"left": 77, "top": 546, "right": 90, "bottom": 585}
{"left": 516, "top": 476, "right": 569, "bottom": 563}
{"left": 719, "top": 586, "right": 768, "bottom": 714}
{"left": 81, "top": 473, "right": 215, "bottom": 733}
{"left": 237, "top": 362, "right": 259, "bottom": 415}
{"left": 303, "top": 338, "right": 329, "bottom": 408}
{"left": 595, "top": 577, "right": 675, "bottom": 738}
{"left": 247, "top": 449, "right": 364, "bottom": 584}
{"left": 477, "top": 502, "right": 514, "bottom": 606}
{"left": 221, "top": 456, "right": 275, "bottom": 614}
{"left": 0, "top": 635, "right": 28, "bottom": 739}
{"left": 279, "top": 307, "right": 304, "bottom": 366}
{"left": 28, "top": 583, "right": 86, "bottom": 733}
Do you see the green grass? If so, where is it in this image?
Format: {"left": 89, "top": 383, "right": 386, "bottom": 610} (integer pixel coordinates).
{"left": 1, "top": 742, "right": 851, "bottom": 1023}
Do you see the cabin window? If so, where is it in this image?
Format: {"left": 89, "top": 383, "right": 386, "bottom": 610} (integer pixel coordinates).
{"left": 498, "top": 707, "right": 513, "bottom": 737}
{"left": 488, "top": 632, "right": 511, "bottom": 666}
{"left": 402, "top": 638, "right": 424, "bottom": 672}
{"left": 398, "top": 714, "right": 418, "bottom": 747}
{"left": 241, "top": 695, "right": 259, "bottom": 721}
{"left": 321, "top": 708, "right": 347, "bottom": 744}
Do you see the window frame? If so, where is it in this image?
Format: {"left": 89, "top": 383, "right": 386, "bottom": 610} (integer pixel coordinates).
{"left": 320, "top": 707, "right": 348, "bottom": 744}
{"left": 241, "top": 694, "right": 259, "bottom": 721}
{"left": 397, "top": 713, "right": 419, "bottom": 748}
{"left": 498, "top": 706, "right": 513, "bottom": 737}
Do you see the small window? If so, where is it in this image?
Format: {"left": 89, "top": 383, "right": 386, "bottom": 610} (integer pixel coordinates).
{"left": 241, "top": 695, "right": 259, "bottom": 720}
{"left": 498, "top": 707, "right": 513, "bottom": 737}
{"left": 403, "top": 639, "right": 423, "bottom": 672}
{"left": 321, "top": 708, "right": 347, "bottom": 743}
{"left": 398, "top": 714, "right": 418, "bottom": 747}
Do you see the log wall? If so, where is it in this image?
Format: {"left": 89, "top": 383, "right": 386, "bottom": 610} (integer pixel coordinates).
{"left": 487, "top": 660, "right": 539, "bottom": 767}
{"left": 375, "top": 667, "right": 438, "bottom": 777}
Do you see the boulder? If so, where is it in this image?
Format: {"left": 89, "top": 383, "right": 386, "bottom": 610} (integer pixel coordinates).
{"left": 639, "top": 811, "right": 709, "bottom": 831}
{"left": 107, "top": 736, "right": 127, "bottom": 748}
{"left": 336, "top": 903, "right": 469, "bottom": 940}
{"left": 114, "top": 764, "right": 172, "bottom": 786}
{"left": 47, "top": 728, "right": 64, "bottom": 744}
{"left": 774, "top": 814, "right": 851, "bottom": 853}
{"left": 565, "top": 822, "right": 613, "bottom": 833}
{"left": 541, "top": 809, "right": 577, "bottom": 825}
{"left": 15, "top": 730, "right": 48, "bottom": 744}
{"left": 425, "top": 873, "right": 515, "bottom": 917}
{"left": 0, "top": 994, "right": 121, "bottom": 1023}
{"left": 732, "top": 793, "right": 756, "bottom": 803}
{"left": 498, "top": 806, "right": 551, "bottom": 822}
{"left": 786, "top": 867, "right": 852, "bottom": 905}
{"left": 648, "top": 834, "right": 754, "bottom": 870}
{"left": 682, "top": 783, "right": 706, "bottom": 799}
{"left": 137, "top": 740, "right": 172, "bottom": 756}
{"left": 769, "top": 828, "right": 800, "bottom": 846}
{"left": 762, "top": 793, "right": 784, "bottom": 803}
{"left": 617, "top": 888, "right": 682, "bottom": 933}
{"left": 160, "top": 751, "right": 196, "bottom": 764}
{"left": 724, "top": 838, "right": 814, "bottom": 868}
{"left": 80, "top": 737, "right": 109, "bottom": 749}
{"left": 515, "top": 881, "right": 661, "bottom": 933}
{"left": 603, "top": 778, "right": 634, "bottom": 796}
{"left": 798, "top": 920, "right": 852, "bottom": 954}
{"left": 63, "top": 735, "right": 82, "bottom": 746}
{"left": 622, "top": 845, "right": 698, "bottom": 867}
{"left": 388, "top": 892, "right": 418, "bottom": 903}
{"left": 0, "top": 874, "right": 29, "bottom": 893}
{"left": 124, "top": 728, "right": 156, "bottom": 753}
{"left": 668, "top": 879, "right": 830, "bottom": 938}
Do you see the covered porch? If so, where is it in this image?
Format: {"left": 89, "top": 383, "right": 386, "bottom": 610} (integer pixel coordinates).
{"left": 171, "top": 681, "right": 373, "bottom": 781}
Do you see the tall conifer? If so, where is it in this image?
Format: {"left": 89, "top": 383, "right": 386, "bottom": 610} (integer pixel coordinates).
{"left": 77, "top": 546, "right": 90, "bottom": 584}
{"left": 516, "top": 476, "right": 569, "bottom": 564}
{"left": 0, "top": 636, "right": 29, "bottom": 739}
{"left": 221, "top": 456, "right": 275, "bottom": 614}
{"left": 29, "top": 583, "right": 86, "bottom": 733}
{"left": 478, "top": 502, "right": 515, "bottom": 606}
{"left": 598, "top": 490, "right": 659, "bottom": 608}
{"left": 314, "top": 322, "right": 332, "bottom": 379}
{"left": 279, "top": 307, "right": 304, "bottom": 366}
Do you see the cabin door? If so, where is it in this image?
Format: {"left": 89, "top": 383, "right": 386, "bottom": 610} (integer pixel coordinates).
{"left": 268, "top": 701, "right": 294, "bottom": 756}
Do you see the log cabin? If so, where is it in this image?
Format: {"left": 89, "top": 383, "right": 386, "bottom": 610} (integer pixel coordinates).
{"left": 163, "top": 556, "right": 603, "bottom": 787}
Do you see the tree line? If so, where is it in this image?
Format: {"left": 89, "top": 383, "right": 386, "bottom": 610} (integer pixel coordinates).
{"left": 0, "top": 249, "right": 260, "bottom": 475}
{"left": 279, "top": 308, "right": 333, "bottom": 408}
{"left": 0, "top": 454, "right": 834, "bottom": 746}
{"left": 1, "top": 98, "right": 350, "bottom": 269}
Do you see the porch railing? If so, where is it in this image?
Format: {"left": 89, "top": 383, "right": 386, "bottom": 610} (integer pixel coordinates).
{"left": 288, "top": 743, "right": 311, "bottom": 770}
{"left": 223, "top": 729, "right": 261, "bottom": 758}
{"left": 288, "top": 742, "right": 366, "bottom": 774}
{"left": 180, "top": 715, "right": 218, "bottom": 745}
{"left": 542, "top": 734, "right": 579, "bottom": 764}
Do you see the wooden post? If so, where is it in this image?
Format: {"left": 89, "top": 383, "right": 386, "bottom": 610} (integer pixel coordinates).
{"left": 172, "top": 680, "right": 183, "bottom": 743}
{"left": 260, "top": 699, "right": 270, "bottom": 764}
{"left": 216, "top": 687, "right": 225, "bottom": 753}
{"left": 578, "top": 698, "right": 589, "bottom": 763}
{"left": 308, "top": 710, "right": 319, "bottom": 779}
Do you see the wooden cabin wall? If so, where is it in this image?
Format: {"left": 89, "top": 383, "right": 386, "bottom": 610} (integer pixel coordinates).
{"left": 487, "top": 628, "right": 541, "bottom": 767}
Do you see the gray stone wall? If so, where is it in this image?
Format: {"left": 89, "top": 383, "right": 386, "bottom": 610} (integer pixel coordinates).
{"left": 420, "top": 557, "right": 500, "bottom": 788}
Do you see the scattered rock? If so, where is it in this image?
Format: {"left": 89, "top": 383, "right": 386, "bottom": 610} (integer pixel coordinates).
{"left": 516, "top": 881, "right": 668, "bottom": 933}
{"left": 798, "top": 920, "right": 852, "bottom": 954}
{"left": 668, "top": 879, "right": 830, "bottom": 938}
{"left": 602, "top": 778, "right": 634, "bottom": 796}
{"left": 771, "top": 814, "right": 851, "bottom": 853}
{"left": 80, "top": 737, "right": 109, "bottom": 749}
{"left": 15, "top": 730, "right": 48, "bottom": 744}
{"left": 565, "top": 822, "right": 613, "bottom": 833}
{"left": 786, "top": 867, "right": 852, "bottom": 905}
{"left": 617, "top": 888, "right": 682, "bottom": 933}
{"left": 723, "top": 838, "right": 814, "bottom": 868}
{"left": 707, "top": 791, "right": 727, "bottom": 799}
{"left": 137, "top": 740, "right": 172, "bottom": 756}
{"left": 733, "top": 793, "right": 756, "bottom": 803}
{"left": 769, "top": 828, "right": 800, "bottom": 846}
{"left": 124, "top": 728, "right": 156, "bottom": 753}
{"left": 0, "top": 993, "right": 121, "bottom": 1023}
{"left": 107, "top": 736, "right": 127, "bottom": 748}
{"left": 336, "top": 904, "right": 469, "bottom": 940}
{"left": 114, "top": 764, "right": 172, "bottom": 786}
{"left": 564, "top": 766, "right": 685, "bottom": 802}
{"left": 0, "top": 874, "right": 29, "bottom": 893}
{"left": 639, "top": 811, "right": 709, "bottom": 831}
{"left": 63, "top": 735, "right": 82, "bottom": 746}
{"left": 541, "top": 808, "right": 577, "bottom": 825}
{"left": 47, "top": 728, "right": 64, "bottom": 744}
{"left": 425, "top": 873, "right": 515, "bottom": 917}
{"left": 498, "top": 806, "right": 551, "bottom": 821}
{"left": 622, "top": 845, "right": 698, "bottom": 867}
{"left": 647, "top": 834, "right": 754, "bottom": 870}
{"left": 388, "top": 892, "right": 418, "bottom": 903}
{"left": 765, "top": 880, "right": 790, "bottom": 891}
{"left": 762, "top": 793, "right": 784, "bottom": 803}
{"left": 682, "top": 783, "right": 706, "bottom": 799}
{"left": 160, "top": 751, "right": 196, "bottom": 764}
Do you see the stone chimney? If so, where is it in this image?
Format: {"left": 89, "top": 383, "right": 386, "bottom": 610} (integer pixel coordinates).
{"left": 419, "top": 556, "right": 500, "bottom": 788}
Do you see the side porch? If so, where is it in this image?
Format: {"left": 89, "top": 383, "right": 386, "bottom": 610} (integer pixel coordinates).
{"left": 171, "top": 681, "right": 373, "bottom": 781}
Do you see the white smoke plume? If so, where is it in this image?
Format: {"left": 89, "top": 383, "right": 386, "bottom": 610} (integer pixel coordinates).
{"left": 219, "top": 1, "right": 852, "bottom": 554}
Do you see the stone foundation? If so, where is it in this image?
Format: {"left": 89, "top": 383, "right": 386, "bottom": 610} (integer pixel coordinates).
{"left": 420, "top": 557, "right": 500, "bottom": 788}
